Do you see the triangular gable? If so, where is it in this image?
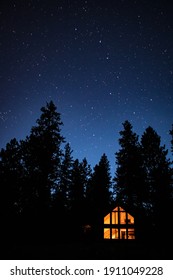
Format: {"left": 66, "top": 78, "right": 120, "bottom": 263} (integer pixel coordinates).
{"left": 104, "top": 206, "right": 134, "bottom": 225}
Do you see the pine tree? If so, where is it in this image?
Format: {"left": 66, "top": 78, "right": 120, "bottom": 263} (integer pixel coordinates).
{"left": 170, "top": 124, "right": 173, "bottom": 156}
{"left": 114, "top": 120, "right": 145, "bottom": 213}
{"left": 169, "top": 124, "right": 173, "bottom": 195}
{"left": 65, "top": 157, "right": 92, "bottom": 240}
{"left": 49, "top": 142, "right": 73, "bottom": 240}
{"left": 80, "top": 157, "right": 92, "bottom": 198}
{"left": 69, "top": 158, "right": 92, "bottom": 213}
{"left": 0, "top": 138, "right": 24, "bottom": 242}
{"left": 0, "top": 138, "right": 23, "bottom": 217}
{"left": 141, "top": 126, "right": 172, "bottom": 238}
{"left": 54, "top": 142, "right": 74, "bottom": 210}
{"left": 68, "top": 159, "right": 85, "bottom": 240}
{"left": 20, "top": 101, "right": 65, "bottom": 221}
{"left": 87, "top": 153, "right": 112, "bottom": 240}
{"left": 80, "top": 157, "right": 92, "bottom": 228}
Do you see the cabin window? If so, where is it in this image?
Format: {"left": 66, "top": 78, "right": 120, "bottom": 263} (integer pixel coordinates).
{"left": 104, "top": 213, "right": 110, "bottom": 224}
{"left": 128, "top": 229, "right": 135, "bottom": 239}
{"left": 104, "top": 206, "right": 135, "bottom": 240}
{"left": 104, "top": 228, "right": 110, "bottom": 239}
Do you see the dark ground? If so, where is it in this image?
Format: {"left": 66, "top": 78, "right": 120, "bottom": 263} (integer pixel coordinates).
{"left": 1, "top": 240, "right": 172, "bottom": 260}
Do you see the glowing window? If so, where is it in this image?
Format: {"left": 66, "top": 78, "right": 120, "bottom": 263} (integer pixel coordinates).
{"left": 104, "top": 228, "right": 110, "bottom": 239}
{"left": 104, "top": 213, "right": 110, "bottom": 224}
{"left": 120, "top": 228, "right": 127, "bottom": 239}
{"left": 128, "top": 229, "right": 135, "bottom": 239}
{"left": 103, "top": 206, "right": 135, "bottom": 240}
{"left": 127, "top": 213, "right": 134, "bottom": 224}
{"left": 112, "top": 228, "right": 118, "bottom": 239}
{"left": 112, "top": 211, "right": 118, "bottom": 224}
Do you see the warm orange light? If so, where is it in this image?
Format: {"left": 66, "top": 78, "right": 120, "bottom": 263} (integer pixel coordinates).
{"left": 119, "top": 211, "right": 126, "bottom": 224}
{"left": 127, "top": 213, "right": 134, "bottom": 224}
{"left": 104, "top": 213, "right": 110, "bottom": 224}
{"left": 112, "top": 211, "right": 118, "bottom": 224}
{"left": 128, "top": 229, "right": 135, "bottom": 239}
{"left": 103, "top": 206, "right": 135, "bottom": 240}
{"left": 112, "top": 228, "right": 118, "bottom": 239}
{"left": 120, "top": 228, "right": 127, "bottom": 239}
{"left": 104, "top": 228, "right": 110, "bottom": 239}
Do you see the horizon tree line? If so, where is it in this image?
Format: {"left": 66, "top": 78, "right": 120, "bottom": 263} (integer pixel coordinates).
{"left": 0, "top": 100, "right": 173, "bottom": 244}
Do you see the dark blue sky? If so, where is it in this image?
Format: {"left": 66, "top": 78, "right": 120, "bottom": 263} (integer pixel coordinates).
{"left": 0, "top": 0, "right": 173, "bottom": 175}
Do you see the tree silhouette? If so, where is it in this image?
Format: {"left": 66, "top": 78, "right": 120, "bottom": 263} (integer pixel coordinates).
{"left": 19, "top": 101, "right": 65, "bottom": 243}
{"left": 22, "top": 101, "right": 65, "bottom": 212}
{"left": 114, "top": 120, "right": 145, "bottom": 213}
{"left": 141, "top": 126, "right": 172, "bottom": 239}
{"left": 54, "top": 142, "right": 74, "bottom": 210}
{"left": 80, "top": 157, "right": 92, "bottom": 198}
{"left": 1, "top": 98, "right": 173, "bottom": 256}
{"left": 80, "top": 157, "right": 92, "bottom": 233}
{"left": 86, "top": 153, "right": 112, "bottom": 240}
{"left": 0, "top": 138, "right": 23, "bottom": 211}
{"left": 67, "top": 159, "right": 85, "bottom": 240}
{"left": 169, "top": 124, "right": 173, "bottom": 198}
{"left": 170, "top": 124, "right": 173, "bottom": 156}
{"left": 49, "top": 142, "right": 74, "bottom": 240}
{"left": 0, "top": 138, "right": 24, "bottom": 242}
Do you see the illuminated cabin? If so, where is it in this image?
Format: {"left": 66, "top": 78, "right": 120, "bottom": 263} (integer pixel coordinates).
{"left": 104, "top": 206, "right": 135, "bottom": 240}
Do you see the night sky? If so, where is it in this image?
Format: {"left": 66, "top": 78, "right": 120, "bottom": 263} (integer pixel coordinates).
{"left": 0, "top": 0, "right": 173, "bottom": 175}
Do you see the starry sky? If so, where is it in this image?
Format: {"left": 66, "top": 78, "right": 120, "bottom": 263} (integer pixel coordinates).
{"left": 0, "top": 0, "right": 173, "bottom": 175}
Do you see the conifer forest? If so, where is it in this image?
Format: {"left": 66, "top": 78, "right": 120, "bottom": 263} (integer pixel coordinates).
{"left": 1, "top": 101, "right": 173, "bottom": 259}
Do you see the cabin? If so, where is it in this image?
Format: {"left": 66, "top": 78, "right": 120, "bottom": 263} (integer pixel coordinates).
{"left": 104, "top": 206, "right": 135, "bottom": 240}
